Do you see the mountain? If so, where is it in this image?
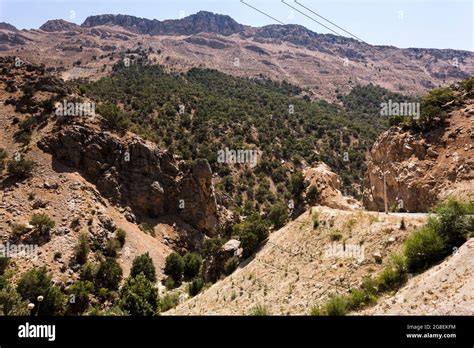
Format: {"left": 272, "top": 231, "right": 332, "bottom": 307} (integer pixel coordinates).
{"left": 0, "top": 11, "right": 472, "bottom": 101}
{"left": 81, "top": 11, "right": 244, "bottom": 36}
{"left": 39, "top": 19, "right": 80, "bottom": 32}
{"left": 0, "top": 22, "right": 17, "bottom": 31}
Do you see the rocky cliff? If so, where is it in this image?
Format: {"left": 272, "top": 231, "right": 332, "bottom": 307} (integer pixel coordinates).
{"left": 363, "top": 83, "right": 474, "bottom": 212}
{"left": 39, "top": 122, "right": 219, "bottom": 235}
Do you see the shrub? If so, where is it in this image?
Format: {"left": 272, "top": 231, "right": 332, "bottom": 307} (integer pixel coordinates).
{"left": 160, "top": 292, "right": 180, "bottom": 312}
{"left": 119, "top": 274, "right": 159, "bottom": 316}
{"left": 306, "top": 185, "right": 319, "bottom": 204}
{"left": 400, "top": 218, "right": 406, "bottom": 230}
{"left": 239, "top": 230, "right": 259, "bottom": 258}
{"left": 187, "top": 277, "right": 204, "bottom": 297}
{"left": 30, "top": 214, "right": 55, "bottom": 237}
{"left": 80, "top": 263, "right": 97, "bottom": 282}
{"left": 324, "top": 295, "right": 348, "bottom": 316}
{"left": 16, "top": 267, "right": 66, "bottom": 315}
{"left": 7, "top": 158, "right": 35, "bottom": 179}
{"left": 95, "top": 258, "right": 123, "bottom": 290}
{"left": 68, "top": 280, "right": 94, "bottom": 314}
{"left": 0, "top": 257, "right": 8, "bottom": 275}
{"left": 183, "top": 253, "right": 202, "bottom": 280}
{"left": 224, "top": 256, "right": 239, "bottom": 275}
{"left": 250, "top": 304, "right": 270, "bottom": 316}
{"left": 116, "top": 228, "right": 126, "bottom": 247}
{"left": 268, "top": 202, "right": 289, "bottom": 229}
{"left": 138, "top": 222, "right": 155, "bottom": 237}
{"left": 329, "top": 231, "right": 342, "bottom": 241}
{"left": 164, "top": 277, "right": 175, "bottom": 290}
{"left": 131, "top": 253, "right": 156, "bottom": 282}
{"left": 428, "top": 198, "right": 472, "bottom": 253}
{"left": 203, "top": 238, "right": 224, "bottom": 257}
{"left": 74, "top": 233, "right": 89, "bottom": 264}
{"left": 312, "top": 211, "right": 320, "bottom": 229}
{"left": 404, "top": 226, "right": 444, "bottom": 273}
{"left": 0, "top": 148, "right": 7, "bottom": 171}
{"left": 309, "top": 306, "right": 324, "bottom": 316}
{"left": 290, "top": 171, "right": 305, "bottom": 197}
{"left": 0, "top": 281, "right": 29, "bottom": 315}
{"left": 376, "top": 266, "right": 404, "bottom": 293}
{"left": 104, "top": 238, "right": 121, "bottom": 257}
{"left": 164, "top": 253, "right": 184, "bottom": 282}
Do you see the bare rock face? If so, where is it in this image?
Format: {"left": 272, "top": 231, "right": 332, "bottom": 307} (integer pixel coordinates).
{"left": 363, "top": 102, "right": 474, "bottom": 212}
{"left": 39, "top": 123, "right": 219, "bottom": 235}
{"left": 303, "top": 163, "right": 361, "bottom": 210}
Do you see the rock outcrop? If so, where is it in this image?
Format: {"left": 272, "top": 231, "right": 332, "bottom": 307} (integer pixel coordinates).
{"left": 363, "top": 97, "right": 474, "bottom": 212}
{"left": 39, "top": 123, "right": 219, "bottom": 235}
{"left": 303, "top": 162, "right": 361, "bottom": 210}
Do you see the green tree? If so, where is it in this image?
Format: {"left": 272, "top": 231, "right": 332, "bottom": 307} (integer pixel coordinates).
{"left": 68, "top": 280, "right": 94, "bottom": 314}
{"left": 164, "top": 253, "right": 184, "bottom": 282}
{"left": 183, "top": 253, "right": 202, "bottom": 280}
{"left": 268, "top": 202, "right": 289, "bottom": 229}
{"left": 131, "top": 253, "right": 156, "bottom": 282}
{"left": 95, "top": 258, "right": 123, "bottom": 290}
{"left": 74, "top": 233, "right": 89, "bottom": 264}
{"left": 119, "top": 274, "right": 159, "bottom": 316}
{"left": 16, "top": 267, "right": 66, "bottom": 315}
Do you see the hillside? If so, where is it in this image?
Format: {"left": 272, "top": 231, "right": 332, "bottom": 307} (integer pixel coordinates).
{"left": 167, "top": 207, "right": 426, "bottom": 315}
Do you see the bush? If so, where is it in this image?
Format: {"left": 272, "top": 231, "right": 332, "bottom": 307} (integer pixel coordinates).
{"left": 428, "top": 198, "right": 472, "bottom": 253}
{"left": 376, "top": 266, "right": 405, "bottom": 292}
{"left": 7, "top": 158, "right": 35, "bottom": 179}
{"left": 268, "top": 202, "right": 289, "bottom": 229}
{"left": 250, "top": 304, "right": 270, "bottom": 316}
{"left": 187, "top": 277, "right": 204, "bottom": 297}
{"left": 239, "top": 230, "right": 259, "bottom": 258}
{"left": 80, "top": 263, "right": 97, "bottom": 282}
{"left": 309, "top": 306, "right": 324, "bottom": 316}
{"left": 116, "top": 228, "right": 126, "bottom": 247}
{"left": 0, "top": 257, "right": 9, "bottom": 275}
{"left": 324, "top": 295, "right": 348, "bottom": 316}
{"left": 104, "top": 238, "right": 121, "bottom": 258}
{"left": 0, "top": 148, "right": 7, "bottom": 171}
{"left": 68, "top": 280, "right": 94, "bottom": 314}
{"left": 312, "top": 211, "right": 320, "bottom": 229}
{"left": 95, "top": 258, "right": 123, "bottom": 290}
{"left": 224, "top": 256, "right": 239, "bottom": 275}
{"left": 306, "top": 185, "right": 319, "bottom": 204}
{"left": 16, "top": 267, "right": 66, "bottom": 315}
{"left": 119, "top": 274, "right": 159, "bottom": 316}
{"left": 164, "top": 277, "right": 175, "bottom": 290}
{"left": 203, "top": 238, "right": 224, "bottom": 257}
{"left": 329, "top": 231, "right": 342, "bottom": 241}
{"left": 183, "top": 252, "right": 202, "bottom": 280}
{"left": 131, "top": 253, "right": 156, "bottom": 282}
{"left": 160, "top": 292, "right": 180, "bottom": 312}
{"left": 404, "top": 226, "right": 444, "bottom": 273}
{"left": 138, "top": 222, "right": 155, "bottom": 237}
{"left": 0, "top": 281, "right": 29, "bottom": 315}
{"left": 30, "top": 214, "right": 55, "bottom": 237}
{"left": 290, "top": 171, "right": 305, "bottom": 197}
{"left": 74, "top": 233, "right": 89, "bottom": 264}
{"left": 164, "top": 253, "right": 184, "bottom": 282}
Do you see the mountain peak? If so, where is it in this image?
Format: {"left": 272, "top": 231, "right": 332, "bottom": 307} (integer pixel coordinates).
{"left": 80, "top": 11, "right": 243, "bottom": 36}
{"left": 0, "top": 22, "right": 18, "bottom": 31}
{"left": 39, "top": 19, "right": 80, "bottom": 32}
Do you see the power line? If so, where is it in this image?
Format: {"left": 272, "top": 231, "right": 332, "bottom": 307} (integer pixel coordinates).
{"left": 281, "top": 0, "right": 342, "bottom": 37}
{"left": 240, "top": 0, "right": 286, "bottom": 25}
{"left": 294, "top": 0, "right": 368, "bottom": 44}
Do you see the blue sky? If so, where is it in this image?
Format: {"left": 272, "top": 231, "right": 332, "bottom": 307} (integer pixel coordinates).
{"left": 0, "top": 0, "right": 472, "bottom": 50}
